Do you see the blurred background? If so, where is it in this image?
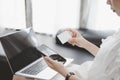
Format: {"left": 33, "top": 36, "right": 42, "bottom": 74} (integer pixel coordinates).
{"left": 0, "top": 0, "right": 120, "bottom": 35}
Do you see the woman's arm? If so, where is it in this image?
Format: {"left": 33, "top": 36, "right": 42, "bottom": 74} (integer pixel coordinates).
{"left": 75, "top": 38, "right": 99, "bottom": 56}
{"left": 66, "top": 29, "right": 99, "bottom": 56}
{"left": 44, "top": 57, "right": 80, "bottom": 80}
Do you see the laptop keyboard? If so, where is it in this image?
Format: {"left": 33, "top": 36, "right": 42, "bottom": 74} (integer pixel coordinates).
{"left": 21, "top": 59, "right": 48, "bottom": 75}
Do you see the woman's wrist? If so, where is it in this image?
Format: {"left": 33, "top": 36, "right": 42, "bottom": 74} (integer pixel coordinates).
{"left": 61, "top": 71, "right": 69, "bottom": 77}
{"left": 65, "top": 72, "right": 80, "bottom": 80}
{"left": 59, "top": 68, "right": 69, "bottom": 77}
{"left": 75, "top": 37, "right": 87, "bottom": 48}
{"left": 75, "top": 37, "right": 99, "bottom": 56}
{"left": 81, "top": 39, "right": 99, "bottom": 56}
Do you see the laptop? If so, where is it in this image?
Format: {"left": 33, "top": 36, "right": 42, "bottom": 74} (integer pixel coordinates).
{"left": 0, "top": 29, "right": 73, "bottom": 80}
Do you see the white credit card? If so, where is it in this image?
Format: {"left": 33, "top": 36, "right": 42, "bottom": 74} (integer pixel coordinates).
{"left": 57, "top": 31, "right": 71, "bottom": 44}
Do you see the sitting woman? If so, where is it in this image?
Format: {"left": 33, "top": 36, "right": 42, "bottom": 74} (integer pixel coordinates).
{"left": 13, "top": 0, "right": 120, "bottom": 80}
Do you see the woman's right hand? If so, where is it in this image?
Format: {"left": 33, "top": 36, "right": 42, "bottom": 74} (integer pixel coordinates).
{"left": 65, "top": 28, "right": 87, "bottom": 48}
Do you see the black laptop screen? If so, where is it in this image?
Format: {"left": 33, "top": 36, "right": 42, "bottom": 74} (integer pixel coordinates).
{"left": 0, "top": 30, "right": 41, "bottom": 73}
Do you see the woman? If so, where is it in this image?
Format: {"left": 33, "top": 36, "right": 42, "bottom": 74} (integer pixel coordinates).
{"left": 13, "top": 0, "right": 120, "bottom": 80}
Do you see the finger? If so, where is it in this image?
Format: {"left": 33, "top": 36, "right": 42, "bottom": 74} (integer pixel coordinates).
{"left": 44, "top": 57, "right": 57, "bottom": 65}
{"left": 44, "top": 57, "right": 60, "bottom": 69}
{"left": 45, "top": 60, "right": 53, "bottom": 68}
{"left": 65, "top": 28, "right": 75, "bottom": 37}
{"left": 45, "top": 56, "right": 54, "bottom": 62}
{"left": 68, "top": 39, "right": 73, "bottom": 44}
{"left": 43, "top": 57, "right": 54, "bottom": 68}
{"left": 68, "top": 39, "right": 76, "bottom": 46}
{"left": 70, "top": 30, "right": 77, "bottom": 37}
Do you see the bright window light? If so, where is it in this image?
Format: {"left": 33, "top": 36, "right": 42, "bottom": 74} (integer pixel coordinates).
{"left": 87, "top": 0, "right": 120, "bottom": 31}
{"left": 0, "top": 0, "right": 26, "bottom": 29}
{"left": 32, "top": 0, "right": 80, "bottom": 35}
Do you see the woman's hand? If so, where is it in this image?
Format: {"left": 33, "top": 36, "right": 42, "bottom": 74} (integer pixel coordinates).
{"left": 44, "top": 57, "right": 80, "bottom": 80}
{"left": 44, "top": 56, "right": 68, "bottom": 77}
{"left": 65, "top": 28, "right": 99, "bottom": 56}
{"left": 12, "top": 75, "right": 33, "bottom": 80}
{"left": 65, "top": 28, "right": 87, "bottom": 48}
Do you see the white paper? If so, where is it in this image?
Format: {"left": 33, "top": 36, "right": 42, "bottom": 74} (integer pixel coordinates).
{"left": 57, "top": 31, "right": 71, "bottom": 44}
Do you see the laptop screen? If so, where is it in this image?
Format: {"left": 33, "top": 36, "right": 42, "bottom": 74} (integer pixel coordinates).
{"left": 0, "top": 30, "right": 41, "bottom": 73}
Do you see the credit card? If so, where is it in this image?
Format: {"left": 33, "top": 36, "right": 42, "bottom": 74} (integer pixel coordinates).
{"left": 57, "top": 31, "right": 71, "bottom": 44}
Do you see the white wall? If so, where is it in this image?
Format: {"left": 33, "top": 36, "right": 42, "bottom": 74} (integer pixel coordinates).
{"left": 0, "top": 0, "right": 26, "bottom": 29}
{"left": 32, "top": 0, "right": 81, "bottom": 35}
{"left": 87, "top": 0, "right": 120, "bottom": 31}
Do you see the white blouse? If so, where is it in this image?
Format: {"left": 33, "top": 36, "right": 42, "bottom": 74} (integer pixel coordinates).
{"left": 68, "top": 30, "right": 120, "bottom": 80}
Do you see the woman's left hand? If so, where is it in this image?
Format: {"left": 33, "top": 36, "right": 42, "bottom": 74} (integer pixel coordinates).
{"left": 12, "top": 75, "right": 33, "bottom": 80}
{"left": 44, "top": 56, "right": 68, "bottom": 77}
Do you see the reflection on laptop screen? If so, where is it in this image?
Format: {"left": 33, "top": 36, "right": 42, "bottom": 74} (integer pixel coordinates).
{"left": 0, "top": 30, "right": 41, "bottom": 73}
